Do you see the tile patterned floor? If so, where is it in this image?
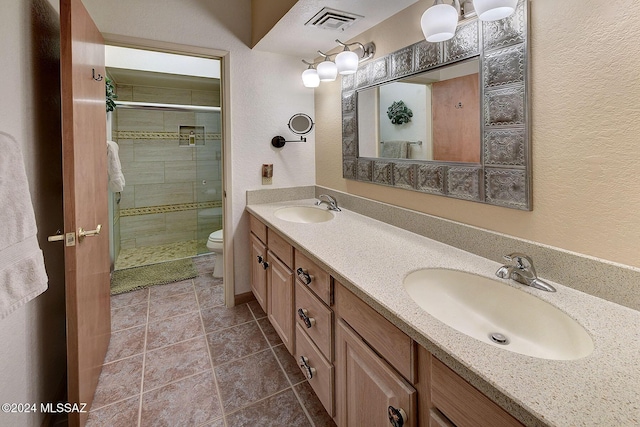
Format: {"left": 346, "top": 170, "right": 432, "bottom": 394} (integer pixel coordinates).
{"left": 115, "top": 240, "right": 208, "bottom": 270}
{"left": 86, "top": 255, "right": 336, "bottom": 427}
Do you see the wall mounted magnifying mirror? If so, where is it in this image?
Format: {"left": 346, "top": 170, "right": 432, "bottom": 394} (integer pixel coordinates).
{"left": 272, "top": 113, "right": 314, "bottom": 148}
{"left": 342, "top": 0, "right": 530, "bottom": 210}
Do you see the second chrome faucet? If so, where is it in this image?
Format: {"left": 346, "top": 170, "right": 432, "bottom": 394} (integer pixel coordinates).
{"left": 496, "top": 253, "right": 556, "bottom": 292}
{"left": 315, "top": 194, "right": 341, "bottom": 211}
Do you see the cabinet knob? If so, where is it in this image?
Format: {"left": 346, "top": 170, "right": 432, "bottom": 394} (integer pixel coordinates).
{"left": 262, "top": 261, "right": 269, "bottom": 270}
{"left": 299, "top": 356, "right": 316, "bottom": 380}
{"left": 388, "top": 406, "right": 407, "bottom": 427}
{"left": 256, "top": 255, "right": 263, "bottom": 264}
{"left": 297, "top": 308, "right": 316, "bottom": 328}
{"left": 296, "top": 267, "right": 314, "bottom": 285}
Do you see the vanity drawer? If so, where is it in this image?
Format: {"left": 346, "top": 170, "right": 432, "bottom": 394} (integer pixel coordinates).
{"left": 335, "top": 281, "right": 414, "bottom": 382}
{"left": 295, "top": 324, "right": 334, "bottom": 417}
{"left": 431, "top": 357, "right": 524, "bottom": 427}
{"left": 249, "top": 213, "right": 267, "bottom": 243}
{"left": 295, "top": 281, "right": 333, "bottom": 361}
{"left": 267, "top": 228, "right": 293, "bottom": 268}
{"left": 294, "top": 249, "right": 331, "bottom": 305}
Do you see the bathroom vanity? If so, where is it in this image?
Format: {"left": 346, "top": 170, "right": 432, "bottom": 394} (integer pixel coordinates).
{"left": 247, "top": 197, "right": 640, "bottom": 427}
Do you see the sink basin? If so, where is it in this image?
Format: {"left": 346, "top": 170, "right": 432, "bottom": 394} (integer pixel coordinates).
{"left": 274, "top": 206, "right": 334, "bottom": 224}
{"left": 403, "top": 269, "right": 593, "bottom": 360}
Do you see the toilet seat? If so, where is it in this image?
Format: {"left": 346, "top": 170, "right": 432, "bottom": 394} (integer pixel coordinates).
{"left": 208, "top": 229, "right": 223, "bottom": 243}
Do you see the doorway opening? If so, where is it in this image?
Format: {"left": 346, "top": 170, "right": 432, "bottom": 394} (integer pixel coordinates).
{"left": 105, "top": 45, "right": 224, "bottom": 278}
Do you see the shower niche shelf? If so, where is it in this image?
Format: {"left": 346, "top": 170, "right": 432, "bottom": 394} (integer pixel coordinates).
{"left": 179, "top": 125, "right": 205, "bottom": 147}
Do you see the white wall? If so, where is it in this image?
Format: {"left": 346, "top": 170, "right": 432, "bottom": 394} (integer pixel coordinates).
{"left": 379, "top": 82, "right": 429, "bottom": 159}
{"left": 82, "top": 0, "right": 316, "bottom": 294}
{"left": 0, "top": 0, "right": 67, "bottom": 425}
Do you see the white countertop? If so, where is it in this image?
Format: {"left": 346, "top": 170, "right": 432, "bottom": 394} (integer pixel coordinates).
{"left": 247, "top": 199, "right": 640, "bottom": 427}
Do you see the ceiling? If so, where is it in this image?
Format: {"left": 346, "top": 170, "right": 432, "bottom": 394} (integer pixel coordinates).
{"left": 253, "top": 0, "right": 419, "bottom": 58}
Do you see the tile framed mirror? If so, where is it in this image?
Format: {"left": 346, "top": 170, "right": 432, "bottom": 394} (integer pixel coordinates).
{"left": 341, "top": 0, "right": 530, "bottom": 210}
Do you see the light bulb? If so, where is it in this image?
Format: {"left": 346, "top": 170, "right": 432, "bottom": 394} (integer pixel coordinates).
{"left": 301, "top": 68, "right": 320, "bottom": 88}
{"left": 335, "top": 50, "right": 359, "bottom": 75}
{"left": 420, "top": 3, "right": 458, "bottom": 43}
{"left": 317, "top": 60, "right": 338, "bottom": 81}
{"left": 473, "top": 0, "right": 517, "bottom": 21}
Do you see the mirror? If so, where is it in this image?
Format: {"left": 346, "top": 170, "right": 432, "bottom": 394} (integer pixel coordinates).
{"left": 288, "top": 113, "right": 314, "bottom": 135}
{"left": 358, "top": 59, "right": 480, "bottom": 162}
{"left": 341, "top": 0, "right": 531, "bottom": 210}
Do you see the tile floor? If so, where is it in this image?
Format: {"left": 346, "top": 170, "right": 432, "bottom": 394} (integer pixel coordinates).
{"left": 85, "top": 254, "right": 336, "bottom": 426}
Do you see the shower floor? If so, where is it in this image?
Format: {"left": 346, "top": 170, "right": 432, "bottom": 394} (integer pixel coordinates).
{"left": 115, "top": 240, "right": 208, "bottom": 270}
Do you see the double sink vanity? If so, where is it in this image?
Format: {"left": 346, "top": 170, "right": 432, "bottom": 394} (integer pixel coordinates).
{"left": 247, "top": 194, "right": 640, "bottom": 427}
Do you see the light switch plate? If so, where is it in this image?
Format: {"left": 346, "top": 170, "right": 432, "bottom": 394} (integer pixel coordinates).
{"left": 262, "top": 164, "right": 273, "bottom": 185}
{"left": 262, "top": 176, "right": 273, "bottom": 185}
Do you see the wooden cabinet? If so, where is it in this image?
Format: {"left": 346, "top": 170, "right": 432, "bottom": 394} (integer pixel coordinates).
{"left": 250, "top": 233, "right": 267, "bottom": 312}
{"left": 336, "top": 319, "right": 417, "bottom": 427}
{"left": 415, "top": 346, "right": 524, "bottom": 427}
{"left": 249, "top": 214, "right": 268, "bottom": 312}
{"left": 248, "top": 212, "right": 526, "bottom": 427}
{"left": 249, "top": 213, "right": 295, "bottom": 354}
{"left": 267, "top": 250, "right": 294, "bottom": 353}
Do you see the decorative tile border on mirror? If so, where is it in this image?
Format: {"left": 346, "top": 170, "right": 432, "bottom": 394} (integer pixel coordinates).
{"left": 342, "top": 0, "right": 531, "bottom": 210}
{"left": 121, "top": 200, "right": 221, "bottom": 217}
{"left": 115, "top": 131, "right": 221, "bottom": 141}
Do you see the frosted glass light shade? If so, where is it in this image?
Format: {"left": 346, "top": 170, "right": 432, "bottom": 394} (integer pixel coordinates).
{"left": 317, "top": 60, "right": 338, "bottom": 81}
{"left": 335, "top": 50, "right": 359, "bottom": 75}
{"left": 421, "top": 4, "right": 459, "bottom": 43}
{"left": 302, "top": 68, "right": 320, "bottom": 88}
{"left": 473, "top": 0, "right": 517, "bottom": 21}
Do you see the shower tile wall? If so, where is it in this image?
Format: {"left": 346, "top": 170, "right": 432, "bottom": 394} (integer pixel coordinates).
{"left": 114, "top": 83, "right": 221, "bottom": 257}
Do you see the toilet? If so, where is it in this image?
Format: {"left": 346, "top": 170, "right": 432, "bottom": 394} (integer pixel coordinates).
{"left": 206, "top": 229, "right": 224, "bottom": 278}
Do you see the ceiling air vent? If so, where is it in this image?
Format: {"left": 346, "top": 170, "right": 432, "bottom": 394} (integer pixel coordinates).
{"left": 305, "top": 8, "right": 363, "bottom": 31}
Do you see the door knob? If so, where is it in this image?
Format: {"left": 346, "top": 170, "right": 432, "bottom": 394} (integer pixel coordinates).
{"left": 78, "top": 224, "right": 102, "bottom": 239}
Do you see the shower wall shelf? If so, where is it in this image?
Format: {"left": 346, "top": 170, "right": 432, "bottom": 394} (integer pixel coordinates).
{"left": 179, "top": 126, "right": 205, "bottom": 146}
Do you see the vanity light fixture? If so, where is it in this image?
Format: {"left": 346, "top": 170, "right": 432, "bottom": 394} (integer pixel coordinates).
{"left": 421, "top": 0, "right": 516, "bottom": 43}
{"left": 316, "top": 51, "right": 338, "bottom": 81}
{"left": 473, "top": 0, "right": 517, "bottom": 21}
{"left": 421, "top": 0, "right": 460, "bottom": 43}
{"left": 301, "top": 61, "right": 320, "bottom": 88}
{"left": 335, "top": 39, "right": 375, "bottom": 75}
{"left": 300, "top": 39, "right": 376, "bottom": 87}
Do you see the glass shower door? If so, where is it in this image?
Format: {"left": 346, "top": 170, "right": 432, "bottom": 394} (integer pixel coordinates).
{"left": 195, "top": 110, "right": 222, "bottom": 255}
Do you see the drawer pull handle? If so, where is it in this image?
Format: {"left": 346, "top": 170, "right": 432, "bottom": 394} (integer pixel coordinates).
{"left": 296, "top": 267, "right": 314, "bottom": 285}
{"left": 388, "top": 406, "right": 407, "bottom": 427}
{"left": 299, "top": 356, "right": 316, "bottom": 380}
{"left": 297, "top": 308, "right": 316, "bottom": 328}
{"left": 256, "top": 255, "right": 263, "bottom": 264}
{"left": 262, "top": 261, "right": 269, "bottom": 270}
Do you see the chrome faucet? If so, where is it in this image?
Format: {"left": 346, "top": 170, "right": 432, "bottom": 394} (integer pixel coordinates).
{"left": 315, "top": 194, "right": 341, "bottom": 211}
{"left": 496, "top": 253, "right": 556, "bottom": 292}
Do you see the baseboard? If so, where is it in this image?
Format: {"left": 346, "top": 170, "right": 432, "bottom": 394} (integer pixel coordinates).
{"left": 234, "top": 291, "right": 255, "bottom": 305}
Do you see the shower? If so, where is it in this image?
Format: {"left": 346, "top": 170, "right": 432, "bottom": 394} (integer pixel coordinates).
{"left": 105, "top": 48, "right": 222, "bottom": 271}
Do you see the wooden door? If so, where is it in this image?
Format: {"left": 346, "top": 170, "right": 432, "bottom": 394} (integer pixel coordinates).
{"left": 336, "top": 319, "right": 417, "bottom": 427}
{"left": 267, "top": 251, "right": 294, "bottom": 353}
{"left": 432, "top": 73, "right": 480, "bottom": 163}
{"left": 250, "top": 233, "right": 267, "bottom": 311}
{"left": 60, "top": 0, "right": 110, "bottom": 425}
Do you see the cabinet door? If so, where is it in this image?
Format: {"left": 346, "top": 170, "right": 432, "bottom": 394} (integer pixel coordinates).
{"left": 267, "top": 251, "right": 295, "bottom": 353}
{"left": 250, "top": 233, "right": 267, "bottom": 312}
{"left": 336, "top": 319, "right": 417, "bottom": 427}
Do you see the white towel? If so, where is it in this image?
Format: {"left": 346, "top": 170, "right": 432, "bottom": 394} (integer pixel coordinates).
{"left": 0, "top": 132, "right": 48, "bottom": 319}
{"left": 107, "top": 140, "right": 125, "bottom": 192}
